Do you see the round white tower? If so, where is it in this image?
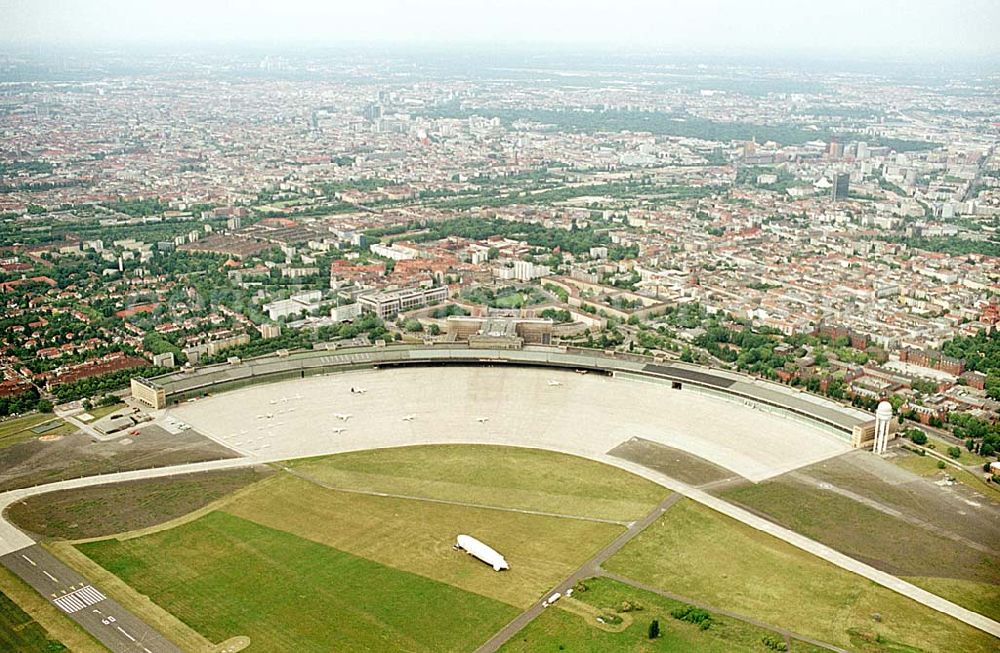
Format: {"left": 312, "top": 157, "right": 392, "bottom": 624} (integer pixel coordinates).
{"left": 873, "top": 400, "right": 893, "bottom": 455}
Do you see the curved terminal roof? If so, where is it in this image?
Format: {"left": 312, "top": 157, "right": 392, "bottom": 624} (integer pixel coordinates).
{"left": 146, "top": 344, "right": 872, "bottom": 435}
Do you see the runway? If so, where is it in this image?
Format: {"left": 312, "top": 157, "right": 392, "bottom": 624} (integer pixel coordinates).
{"left": 0, "top": 544, "right": 182, "bottom": 653}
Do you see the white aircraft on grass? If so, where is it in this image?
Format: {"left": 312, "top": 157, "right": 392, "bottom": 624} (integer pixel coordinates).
{"left": 350, "top": 387, "right": 367, "bottom": 394}
{"left": 476, "top": 416, "right": 490, "bottom": 423}
{"left": 402, "top": 415, "right": 416, "bottom": 422}
{"left": 331, "top": 427, "right": 347, "bottom": 435}
{"left": 547, "top": 380, "right": 563, "bottom": 386}
{"left": 334, "top": 413, "right": 352, "bottom": 421}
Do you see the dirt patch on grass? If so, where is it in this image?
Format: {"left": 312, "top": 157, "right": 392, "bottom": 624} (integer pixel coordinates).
{"left": 0, "top": 425, "right": 239, "bottom": 492}
{"left": 799, "top": 450, "right": 1000, "bottom": 552}
{"left": 7, "top": 467, "right": 272, "bottom": 540}
{"left": 608, "top": 437, "right": 742, "bottom": 487}
{"left": 719, "top": 476, "right": 1000, "bottom": 585}
{"left": 718, "top": 451, "right": 1000, "bottom": 621}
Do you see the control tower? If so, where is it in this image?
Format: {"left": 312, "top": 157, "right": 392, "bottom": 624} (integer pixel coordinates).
{"left": 873, "top": 400, "right": 893, "bottom": 455}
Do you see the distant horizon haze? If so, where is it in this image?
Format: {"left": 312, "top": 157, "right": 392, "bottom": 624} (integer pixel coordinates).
{"left": 1, "top": 0, "right": 998, "bottom": 60}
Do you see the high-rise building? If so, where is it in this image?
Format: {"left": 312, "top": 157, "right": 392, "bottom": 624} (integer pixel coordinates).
{"left": 831, "top": 173, "right": 850, "bottom": 202}
{"left": 828, "top": 138, "right": 842, "bottom": 159}
{"left": 363, "top": 102, "right": 383, "bottom": 122}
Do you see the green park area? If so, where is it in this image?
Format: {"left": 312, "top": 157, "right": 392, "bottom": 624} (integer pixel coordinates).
{"left": 68, "top": 446, "right": 668, "bottom": 649}
{"left": 24, "top": 444, "right": 997, "bottom": 652}
{"left": 720, "top": 477, "right": 1000, "bottom": 621}
{"left": 285, "top": 444, "right": 669, "bottom": 522}
{"left": 79, "top": 511, "right": 517, "bottom": 652}
{"left": 462, "top": 284, "right": 549, "bottom": 309}
{"left": 500, "top": 576, "right": 793, "bottom": 653}
{"left": 602, "top": 499, "right": 998, "bottom": 653}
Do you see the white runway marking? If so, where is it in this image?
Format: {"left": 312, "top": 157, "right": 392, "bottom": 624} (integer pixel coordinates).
{"left": 20, "top": 554, "right": 36, "bottom": 566}
{"left": 53, "top": 585, "right": 106, "bottom": 613}
{"left": 42, "top": 570, "right": 58, "bottom": 582}
{"left": 116, "top": 626, "right": 136, "bottom": 641}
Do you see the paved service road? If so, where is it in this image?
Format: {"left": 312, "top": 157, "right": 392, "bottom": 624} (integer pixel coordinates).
{"left": 475, "top": 493, "right": 682, "bottom": 653}
{"left": 1, "top": 544, "right": 182, "bottom": 653}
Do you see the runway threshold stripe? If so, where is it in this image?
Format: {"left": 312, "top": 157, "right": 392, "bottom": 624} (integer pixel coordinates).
{"left": 53, "top": 585, "right": 106, "bottom": 613}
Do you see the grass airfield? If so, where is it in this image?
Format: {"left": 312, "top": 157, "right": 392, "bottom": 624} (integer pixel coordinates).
{"left": 603, "top": 499, "right": 998, "bottom": 653}
{"left": 10, "top": 442, "right": 998, "bottom": 652}
{"left": 69, "top": 446, "right": 668, "bottom": 651}
{"left": 80, "top": 511, "right": 518, "bottom": 652}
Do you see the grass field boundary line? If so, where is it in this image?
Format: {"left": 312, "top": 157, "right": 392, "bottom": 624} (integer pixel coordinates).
{"left": 598, "top": 570, "right": 850, "bottom": 653}
{"left": 280, "top": 466, "right": 634, "bottom": 525}
{"left": 45, "top": 541, "right": 218, "bottom": 653}
{"left": 694, "top": 475, "right": 748, "bottom": 491}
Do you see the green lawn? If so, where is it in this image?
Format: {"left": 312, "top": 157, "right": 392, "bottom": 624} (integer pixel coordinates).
{"left": 225, "top": 472, "right": 627, "bottom": 608}
{"left": 900, "top": 576, "right": 1000, "bottom": 626}
{"left": 893, "top": 450, "right": 1000, "bottom": 502}
{"left": 720, "top": 478, "right": 1000, "bottom": 621}
{"left": 0, "top": 588, "right": 66, "bottom": 653}
{"left": 85, "top": 403, "right": 127, "bottom": 420}
{"left": 604, "top": 499, "right": 998, "bottom": 653}
{"left": 924, "top": 434, "right": 992, "bottom": 467}
{"left": 0, "top": 413, "right": 67, "bottom": 450}
{"left": 494, "top": 292, "right": 524, "bottom": 308}
{"left": 893, "top": 451, "right": 947, "bottom": 477}
{"left": 78, "top": 511, "right": 519, "bottom": 653}
{"left": 500, "top": 577, "right": 790, "bottom": 653}
{"left": 286, "top": 444, "right": 668, "bottom": 522}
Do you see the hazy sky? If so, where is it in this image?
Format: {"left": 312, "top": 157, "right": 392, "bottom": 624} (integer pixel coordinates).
{"left": 2, "top": 0, "right": 998, "bottom": 57}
